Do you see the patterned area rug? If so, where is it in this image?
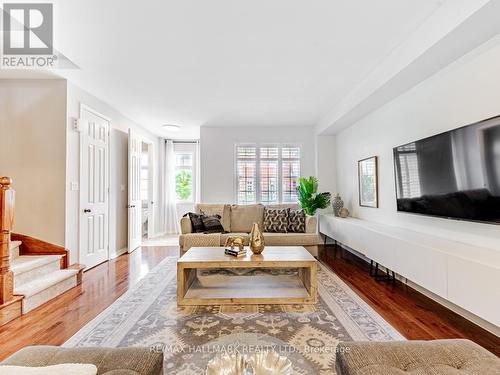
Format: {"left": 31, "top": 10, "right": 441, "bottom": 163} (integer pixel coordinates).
{"left": 65, "top": 257, "right": 404, "bottom": 374}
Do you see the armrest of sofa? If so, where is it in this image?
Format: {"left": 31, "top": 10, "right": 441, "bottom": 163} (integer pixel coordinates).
{"left": 180, "top": 216, "right": 193, "bottom": 234}
{"left": 305, "top": 215, "right": 318, "bottom": 233}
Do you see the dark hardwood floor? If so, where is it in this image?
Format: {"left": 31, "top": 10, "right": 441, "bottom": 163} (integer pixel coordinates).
{"left": 0, "top": 244, "right": 498, "bottom": 361}
{"left": 318, "top": 244, "right": 500, "bottom": 356}
{"left": 0, "top": 246, "right": 177, "bottom": 361}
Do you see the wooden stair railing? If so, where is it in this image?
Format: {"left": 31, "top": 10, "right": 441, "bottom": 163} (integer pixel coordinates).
{"left": 0, "top": 177, "right": 15, "bottom": 306}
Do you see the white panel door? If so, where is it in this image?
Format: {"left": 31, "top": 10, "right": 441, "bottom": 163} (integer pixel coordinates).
{"left": 80, "top": 108, "right": 109, "bottom": 269}
{"left": 128, "top": 129, "right": 142, "bottom": 253}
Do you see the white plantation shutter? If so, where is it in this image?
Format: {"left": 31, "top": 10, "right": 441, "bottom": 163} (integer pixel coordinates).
{"left": 282, "top": 146, "right": 301, "bottom": 203}
{"left": 395, "top": 143, "right": 421, "bottom": 198}
{"left": 236, "top": 144, "right": 301, "bottom": 204}
{"left": 236, "top": 146, "right": 257, "bottom": 204}
{"left": 260, "top": 146, "right": 279, "bottom": 204}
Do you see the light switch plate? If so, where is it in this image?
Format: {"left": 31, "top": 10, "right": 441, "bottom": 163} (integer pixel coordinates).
{"left": 70, "top": 182, "right": 79, "bottom": 191}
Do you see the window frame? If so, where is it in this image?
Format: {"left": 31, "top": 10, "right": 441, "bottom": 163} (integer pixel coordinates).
{"left": 234, "top": 143, "right": 301, "bottom": 204}
{"left": 174, "top": 151, "right": 194, "bottom": 203}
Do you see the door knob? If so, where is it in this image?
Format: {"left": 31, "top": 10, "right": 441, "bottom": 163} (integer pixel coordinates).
{"left": 83, "top": 209, "right": 92, "bottom": 213}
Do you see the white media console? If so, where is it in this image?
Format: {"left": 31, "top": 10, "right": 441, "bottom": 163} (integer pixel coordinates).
{"left": 319, "top": 214, "right": 500, "bottom": 332}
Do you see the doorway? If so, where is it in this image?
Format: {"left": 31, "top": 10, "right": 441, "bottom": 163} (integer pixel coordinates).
{"left": 141, "top": 141, "right": 154, "bottom": 240}
{"left": 128, "top": 129, "right": 155, "bottom": 253}
{"left": 79, "top": 105, "right": 110, "bottom": 269}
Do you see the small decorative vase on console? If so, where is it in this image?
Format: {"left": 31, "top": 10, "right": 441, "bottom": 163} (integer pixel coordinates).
{"left": 249, "top": 223, "right": 265, "bottom": 254}
{"left": 339, "top": 207, "right": 350, "bottom": 218}
{"left": 332, "top": 194, "right": 344, "bottom": 217}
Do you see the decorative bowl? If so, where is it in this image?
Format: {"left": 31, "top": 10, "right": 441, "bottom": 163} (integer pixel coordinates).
{"left": 206, "top": 353, "right": 252, "bottom": 375}
{"left": 206, "top": 351, "right": 292, "bottom": 375}
{"left": 246, "top": 351, "right": 293, "bottom": 375}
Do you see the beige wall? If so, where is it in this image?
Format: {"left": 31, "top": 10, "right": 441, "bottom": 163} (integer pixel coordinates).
{"left": 0, "top": 79, "right": 67, "bottom": 245}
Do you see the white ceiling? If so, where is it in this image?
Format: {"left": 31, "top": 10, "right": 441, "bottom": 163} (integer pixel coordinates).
{"left": 48, "top": 0, "right": 446, "bottom": 137}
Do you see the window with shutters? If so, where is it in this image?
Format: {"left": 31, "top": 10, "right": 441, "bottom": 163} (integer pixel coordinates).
{"left": 235, "top": 144, "right": 301, "bottom": 204}
{"left": 395, "top": 143, "right": 421, "bottom": 198}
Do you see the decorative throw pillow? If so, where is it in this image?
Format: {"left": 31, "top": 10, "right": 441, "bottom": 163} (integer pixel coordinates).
{"left": 263, "top": 208, "right": 289, "bottom": 233}
{"left": 185, "top": 212, "right": 205, "bottom": 233}
{"left": 201, "top": 214, "right": 225, "bottom": 234}
{"left": 288, "top": 208, "right": 306, "bottom": 233}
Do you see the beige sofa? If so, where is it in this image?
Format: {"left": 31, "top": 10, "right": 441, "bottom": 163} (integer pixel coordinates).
{"left": 1, "top": 346, "right": 163, "bottom": 375}
{"left": 179, "top": 204, "right": 321, "bottom": 256}
{"left": 335, "top": 339, "right": 500, "bottom": 374}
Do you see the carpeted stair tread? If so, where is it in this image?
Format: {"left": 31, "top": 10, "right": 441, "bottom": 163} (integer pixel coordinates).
{"left": 14, "top": 269, "right": 79, "bottom": 297}
{"left": 9, "top": 240, "right": 21, "bottom": 251}
{"left": 10, "top": 255, "right": 63, "bottom": 275}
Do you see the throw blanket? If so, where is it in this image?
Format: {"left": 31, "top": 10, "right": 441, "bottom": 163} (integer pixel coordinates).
{"left": 0, "top": 364, "right": 97, "bottom": 375}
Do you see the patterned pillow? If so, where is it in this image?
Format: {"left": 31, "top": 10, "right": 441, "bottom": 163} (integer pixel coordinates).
{"left": 263, "top": 208, "right": 289, "bottom": 233}
{"left": 185, "top": 212, "right": 205, "bottom": 233}
{"left": 288, "top": 209, "right": 306, "bottom": 233}
{"left": 201, "top": 214, "right": 225, "bottom": 234}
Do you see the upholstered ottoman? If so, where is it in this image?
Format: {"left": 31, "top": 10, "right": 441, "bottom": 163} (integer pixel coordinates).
{"left": 335, "top": 340, "right": 500, "bottom": 375}
{"left": 0, "top": 346, "right": 163, "bottom": 375}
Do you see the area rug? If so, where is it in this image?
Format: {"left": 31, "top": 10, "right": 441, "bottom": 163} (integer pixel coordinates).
{"left": 65, "top": 256, "right": 404, "bottom": 374}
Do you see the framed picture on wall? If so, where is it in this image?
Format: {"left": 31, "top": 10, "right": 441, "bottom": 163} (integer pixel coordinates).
{"left": 358, "top": 156, "right": 379, "bottom": 208}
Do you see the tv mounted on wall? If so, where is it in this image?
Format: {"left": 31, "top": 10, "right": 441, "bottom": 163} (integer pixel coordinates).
{"left": 393, "top": 116, "right": 500, "bottom": 224}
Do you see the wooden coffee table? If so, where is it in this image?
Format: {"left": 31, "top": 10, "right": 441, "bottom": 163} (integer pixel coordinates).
{"left": 177, "top": 246, "right": 317, "bottom": 306}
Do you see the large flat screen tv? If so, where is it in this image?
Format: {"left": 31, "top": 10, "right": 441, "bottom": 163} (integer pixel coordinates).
{"left": 393, "top": 116, "right": 500, "bottom": 224}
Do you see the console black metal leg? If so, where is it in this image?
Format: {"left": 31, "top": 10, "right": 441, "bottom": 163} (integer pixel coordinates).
{"left": 370, "top": 260, "right": 396, "bottom": 283}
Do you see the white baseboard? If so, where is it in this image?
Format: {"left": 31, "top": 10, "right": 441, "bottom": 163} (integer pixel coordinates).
{"left": 326, "top": 240, "right": 500, "bottom": 337}
{"left": 110, "top": 247, "right": 128, "bottom": 259}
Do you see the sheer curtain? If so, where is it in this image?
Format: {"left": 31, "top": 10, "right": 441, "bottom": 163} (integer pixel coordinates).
{"left": 195, "top": 140, "right": 201, "bottom": 203}
{"left": 162, "top": 139, "right": 180, "bottom": 234}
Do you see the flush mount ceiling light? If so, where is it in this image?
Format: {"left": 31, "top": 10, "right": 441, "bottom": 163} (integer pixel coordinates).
{"left": 162, "top": 124, "right": 181, "bottom": 132}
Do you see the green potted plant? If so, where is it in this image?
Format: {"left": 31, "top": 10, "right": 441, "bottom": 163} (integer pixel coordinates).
{"left": 297, "top": 176, "right": 331, "bottom": 215}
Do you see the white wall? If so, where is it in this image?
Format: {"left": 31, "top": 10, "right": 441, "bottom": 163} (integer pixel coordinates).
{"left": 0, "top": 79, "right": 67, "bottom": 245}
{"left": 316, "top": 135, "right": 336, "bottom": 213}
{"left": 200, "top": 126, "right": 316, "bottom": 203}
{"left": 66, "top": 82, "right": 162, "bottom": 263}
{"left": 334, "top": 34, "right": 500, "bottom": 251}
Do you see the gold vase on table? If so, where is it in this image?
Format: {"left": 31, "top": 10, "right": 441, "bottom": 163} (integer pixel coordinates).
{"left": 249, "top": 222, "right": 265, "bottom": 254}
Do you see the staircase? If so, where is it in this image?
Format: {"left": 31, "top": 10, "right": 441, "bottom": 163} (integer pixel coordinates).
{"left": 0, "top": 177, "right": 83, "bottom": 325}
{"left": 9, "top": 241, "right": 80, "bottom": 313}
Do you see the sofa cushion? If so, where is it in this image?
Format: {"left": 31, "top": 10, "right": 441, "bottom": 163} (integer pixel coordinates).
{"left": 180, "top": 233, "right": 221, "bottom": 253}
{"left": 288, "top": 208, "right": 306, "bottom": 233}
{"left": 266, "top": 203, "right": 300, "bottom": 210}
{"left": 263, "top": 232, "right": 321, "bottom": 246}
{"left": 263, "top": 208, "right": 289, "bottom": 233}
{"left": 335, "top": 339, "right": 500, "bottom": 375}
{"left": 230, "top": 204, "right": 265, "bottom": 233}
{"left": 196, "top": 204, "right": 231, "bottom": 232}
{"left": 0, "top": 346, "right": 163, "bottom": 375}
{"left": 201, "top": 214, "right": 225, "bottom": 234}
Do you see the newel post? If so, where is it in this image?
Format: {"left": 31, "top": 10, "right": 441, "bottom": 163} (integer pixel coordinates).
{"left": 0, "top": 177, "right": 15, "bottom": 305}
